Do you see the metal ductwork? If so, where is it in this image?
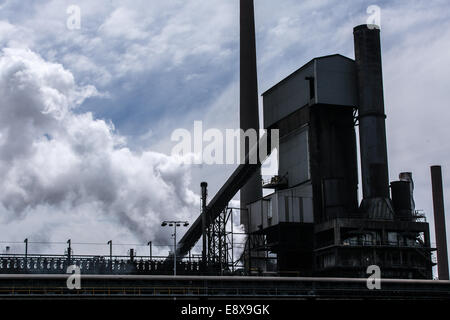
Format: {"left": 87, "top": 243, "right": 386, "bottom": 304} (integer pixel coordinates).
{"left": 240, "top": 0, "right": 262, "bottom": 227}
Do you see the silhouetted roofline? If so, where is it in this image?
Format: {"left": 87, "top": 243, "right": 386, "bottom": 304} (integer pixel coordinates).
{"left": 261, "top": 54, "right": 354, "bottom": 96}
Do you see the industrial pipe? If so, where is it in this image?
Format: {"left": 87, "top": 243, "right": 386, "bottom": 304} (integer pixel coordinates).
{"left": 431, "top": 165, "right": 449, "bottom": 280}
{"left": 353, "top": 24, "right": 390, "bottom": 200}
{"left": 240, "top": 0, "right": 262, "bottom": 227}
{"left": 201, "top": 182, "right": 208, "bottom": 266}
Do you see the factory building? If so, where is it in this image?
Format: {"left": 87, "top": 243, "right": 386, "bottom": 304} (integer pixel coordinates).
{"left": 177, "top": 1, "right": 446, "bottom": 281}
{"left": 0, "top": 2, "right": 448, "bottom": 296}
{"left": 244, "top": 25, "right": 435, "bottom": 279}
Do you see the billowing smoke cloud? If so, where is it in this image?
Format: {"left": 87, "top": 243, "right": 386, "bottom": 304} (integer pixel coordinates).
{"left": 0, "top": 48, "right": 198, "bottom": 255}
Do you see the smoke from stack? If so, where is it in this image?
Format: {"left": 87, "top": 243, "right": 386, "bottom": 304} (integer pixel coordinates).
{"left": 0, "top": 48, "right": 198, "bottom": 251}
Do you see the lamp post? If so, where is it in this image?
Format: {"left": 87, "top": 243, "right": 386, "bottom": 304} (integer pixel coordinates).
{"left": 161, "top": 220, "right": 189, "bottom": 276}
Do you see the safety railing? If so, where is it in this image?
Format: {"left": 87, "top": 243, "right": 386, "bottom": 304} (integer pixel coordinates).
{"left": 0, "top": 254, "right": 204, "bottom": 275}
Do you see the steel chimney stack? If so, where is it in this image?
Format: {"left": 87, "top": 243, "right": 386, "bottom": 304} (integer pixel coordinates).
{"left": 201, "top": 181, "right": 208, "bottom": 266}
{"left": 431, "top": 165, "right": 449, "bottom": 280}
{"left": 240, "top": 0, "right": 262, "bottom": 226}
{"left": 353, "top": 25, "right": 390, "bottom": 201}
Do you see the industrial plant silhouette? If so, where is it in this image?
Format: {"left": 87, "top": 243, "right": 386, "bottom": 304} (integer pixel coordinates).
{"left": 0, "top": 0, "right": 449, "bottom": 299}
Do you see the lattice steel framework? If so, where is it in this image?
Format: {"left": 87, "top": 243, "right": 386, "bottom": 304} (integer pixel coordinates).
{"left": 206, "top": 207, "right": 235, "bottom": 274}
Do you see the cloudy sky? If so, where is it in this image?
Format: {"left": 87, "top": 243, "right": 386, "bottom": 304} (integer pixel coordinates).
{"left": 0, "top": 0, "right": 449, "bottom": 263}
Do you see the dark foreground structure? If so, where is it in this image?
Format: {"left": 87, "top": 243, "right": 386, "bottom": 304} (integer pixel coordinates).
{"left": 0, "top": 274, "right": 449, "bottom": 300}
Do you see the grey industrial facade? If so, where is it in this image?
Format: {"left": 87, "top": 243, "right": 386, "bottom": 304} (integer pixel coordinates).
{"left": 243, "top": 27, "right": 434, "bottom": 279}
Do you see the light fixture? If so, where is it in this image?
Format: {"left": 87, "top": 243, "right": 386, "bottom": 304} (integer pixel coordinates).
{"left": 160, "top": 220, "right": 190, "bottom": 276}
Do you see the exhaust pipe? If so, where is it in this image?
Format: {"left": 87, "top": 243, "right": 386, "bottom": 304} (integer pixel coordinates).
{"left": 353, "top": 24, "right": 390, "bottom": 201}
{"left": 431, "top": 165, "right": 449, "bottom": 280}
{"left": 201, "top": 182, "right": 208, "bottom": 265}
{"left": 240, "top": 0, "right": 262, "bottom": 227}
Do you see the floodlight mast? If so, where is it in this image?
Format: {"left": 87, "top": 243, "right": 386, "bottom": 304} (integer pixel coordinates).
{"left": 161, "top": 220, "right": 189, "bottom": 275}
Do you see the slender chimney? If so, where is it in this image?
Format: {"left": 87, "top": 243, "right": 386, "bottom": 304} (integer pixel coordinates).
{"left": 201, "top": 182, "right": 208, "bottom": 265}
{"left": 240, "top": 0, "right": 262, "bottom": 227}
{"left": 129, "top": 248, "right": 135, "bottom": 262}
{"left": 431, "top": 166, "right": 449, "bottom": 280}
{"left": 353, "top": 25, "right": 390, "bottom": 201}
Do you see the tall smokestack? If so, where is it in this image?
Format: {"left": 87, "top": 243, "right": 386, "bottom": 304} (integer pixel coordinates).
{"left": 201, "top": 182, "right": 208, "bottom": 266}
{"left": 240, "top": 0, "right": 262, "bottom": 226}
{"left": 431, "top": 165, "right": 449, "bottom": 280}
{"left": 353, "top": 25, "right": 389, "bottom": 201}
